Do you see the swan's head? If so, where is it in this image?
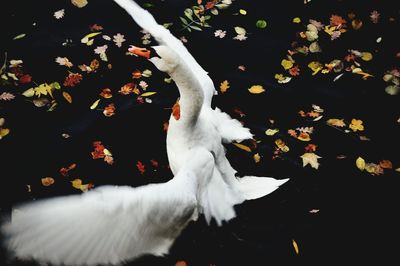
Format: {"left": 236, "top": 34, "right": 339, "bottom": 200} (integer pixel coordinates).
{"left": 148, "top": 45, "right": 178, "bottom": 74}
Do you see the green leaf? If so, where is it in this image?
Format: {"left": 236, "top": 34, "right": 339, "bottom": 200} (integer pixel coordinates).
{"left": 179, "top": 16, "right": 189, "bottom": 25}
{"left": 385, "top": 85, "right": 400, "bottom": 95}
{"left": 142, "top": 3, "right": 154, "bottom": 8}
{"left": 22, "top": 88, "right": 35, "bottom": 97}
{"left": 189, "top": 25, "right": 203, "bottom": 31}
{"left": 50, "top": 82, "right": 61, "bottom": 90}
{"left": 184, "top": 8, "right": 193, "bottom": 20}
{"left": 234, "top": 26, "right": 246, "bottom": 35}
{"left": 210, "top": 8, "right": 219, "bottom": 15}
{"left": 13, "top": 33, "right": 26, "bottom": 40}
{"left": 256, "top": 20, "right": 267, "bottom": 29}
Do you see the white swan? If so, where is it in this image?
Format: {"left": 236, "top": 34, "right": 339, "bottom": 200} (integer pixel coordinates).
{"left": 2, "top": 147, "right": 214, "bottom": 266}
{"left": 113, "top": 0, "right": 289, "bottom": 225}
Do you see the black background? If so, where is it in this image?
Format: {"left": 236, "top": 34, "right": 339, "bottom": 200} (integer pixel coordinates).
{"left": 1, "top": 0, "right": 400, "bottom": 265}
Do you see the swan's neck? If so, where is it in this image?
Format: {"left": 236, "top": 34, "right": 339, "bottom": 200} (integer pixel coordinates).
{"left": 170, "top": 64, "right": 204, "bottom": 126}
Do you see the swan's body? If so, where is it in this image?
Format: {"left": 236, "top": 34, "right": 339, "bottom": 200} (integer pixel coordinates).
{"left": 114, "top": 0, "right": 289, "bottom": 225}
{"left": 2, "top": 148, "right": 214, "bottom": 266}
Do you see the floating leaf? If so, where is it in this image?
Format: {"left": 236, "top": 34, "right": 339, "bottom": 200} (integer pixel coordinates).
{"left": 356, "top": 157, "right": 365, "bottom": 171}
{"left": 253, "top": 153, "right": 261, "bottom": 163}
{"left": 90, "top": 99, "right": 100, "bottom": 109}
{"left": 0, "top": 128, "right": 10, "bottom": 138}
{"left": 220, "top": 80, "right": 230, "bottom": 93}
{"left": 292, "top": 239, "right": 299, "bottom": 254}
{"left": 379, "top": 160, "right": 392, "bottom": 169}
{"left": 281, "top": 59, "right": 294, "bottom": 70}
{"left": 234, "top": 26, "right": 246, "bottom": 35}
{"left": 233, "top": 143, "right": 252, "bottom": 152}
{"left": 327, "top": 118, "right": 346, "bottom": 127}
{"left": 41, "top": 177, "right": 55, "bottom": 186}
{"left": 22, "top": 88, "right": 35, "bottom": 97}
{"left": 293, "top": 17, "right": 301, "bottom": 23}
{"left": 361, "top": 52, "right": 373, "bottom": 61}
{"left": 141, "top": 91, "right": 157, "bottom": 97}
{"left": 275, "top": 139, "right": 289, "bottom": 152}
{"left": 239, "top": 9, "right": 247, "bottom": 15}
{"left": 62, "top": 91, "right": 72, "bottom": 103}
{"left": 71, "top": 0, "right": 88, "bottom": 8}
{"left": 13, "top": 33, "right": 26, "bottom": 40}
{"left": 301, "top": 153, "right": 321, "bottom": 169}
{"left": 256, "top": 20, "right": 267, "bottom": 28}
{"left": 248, "top": 85, "right": 265, "bottom": 94}
{"left": 385, "top": 85, "right": 400, "bottom": 95}
{"left": 265, "top": 128, "right": 279, "bottom": 136}
{"left": 81, "top": 32, "right": 102, "bottom": 45}
{"left": 349, "top": 119, "right": 364, "bottom": 132}
{"left": 175, "top": 261, "right": 187, "bottom": 266}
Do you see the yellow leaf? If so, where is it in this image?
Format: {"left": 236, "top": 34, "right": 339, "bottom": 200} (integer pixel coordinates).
{"left": 41, "top": 177, "right": 55, "bottom": 186}
{"left": 90, "top": 99, "right": 101, "bottom": 109}
{"left": 220, "top": 80, "right": 230, "bottom": 93}
{"left": 140, "top": 91, "right": 157, "bottom": 97}
{"left": 72, "top": 0, "right": 88, "bottom": 8}
{"left": 265, "top": 128, "right": 279, "bottom": 136}
{"left": 292, "top": 239, "right": 299, "bottom": 255}
{"left": 275, "top": 139, "right": 289, "bottom": 152}
{"left": 308, "top": 61, "right": 323, "bottom": 75}
{"left": 103, "top": 148, "right": 112, "bottom": 156}
{"left": 253, "top": 153, "right": 261, "bottom": 163}
{"left": 281, "top": 59, "right": 294, "bottom": 70}
{"left": 361, "top": 52, "right": 373, "bottom": 61}
{"left": 81, "top": 32, "right": 102, "bottom": 44}
{"left": 326, "top": 118, "right": 346, "bottom": 127}
{"left": 62, "top": 91, "right": 73, "bottom": 103}
{"left": 22, "top": 88, "right": 35, "bottom": 97}
{"left": 239, "top": 9, "right": 247, "bottom": 15}
{"left": 293, "top": 17, "right": 301, "bottom": 23}
{"left": 34, "top": 83, "right": 53, "bottom": 97}
{"left": 300, "top": 152, "right": 322, "bottom": 169}
{"left": 248, "top": 85, "right": 265, "bottom": 94}
{"left": 356, "top": 157, "right": 365, "bottom": 171}
{"left": 0, "top": 128, "right": 10, "bottom": 138}
{"left": 71, "top": 179, "right": 82, "bottom": 189}
{"left": 349, "top": 119, "right": 364, "bottom": 132}
{"left": 233, "top": 143, "right": 252, "bottom": 152}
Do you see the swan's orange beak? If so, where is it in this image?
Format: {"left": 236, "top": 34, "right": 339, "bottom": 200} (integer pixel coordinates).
{"left": 128, "top": 46, "right": 151, "bottom": 59}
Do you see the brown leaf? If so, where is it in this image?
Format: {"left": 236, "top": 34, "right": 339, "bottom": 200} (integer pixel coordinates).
{"left": 172, "top": 102, "right": 181, "bottom": 120}
{"left": 62, "top": 91, "right": 73, "bottom": 103}
{"left": 41, "top": 177, "right": 55, "bottom": 186}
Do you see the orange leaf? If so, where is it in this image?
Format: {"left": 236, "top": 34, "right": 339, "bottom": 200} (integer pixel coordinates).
{"left": 220, "top": 80, "right": 230, "bottom": 93}
{"left": 233, "top": 142, "right": 252, "bottom": 152}
{"left": 62, "top": 91, "right": 73, "bottom": 103}
{"left": 175, "top": 261, "right": 187, "bottom": 266}
{"left": 172, "top": 101, "right": 181, "bottom": 120}
{"left": 41, "top": 177, "right": 55, "bottom": 186}
{"left": 379, "top": 160, "right": 392, "bottom": 169}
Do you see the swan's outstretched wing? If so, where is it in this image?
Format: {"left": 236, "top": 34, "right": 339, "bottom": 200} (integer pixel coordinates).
{"left": 2, "top": 147, "right": 216, "bottom": 266}
{"left": 2, "top": 183, "right": 196, "bottom": 266}
{"left": 113, "top": 0, "right": 216, "bottom": 103}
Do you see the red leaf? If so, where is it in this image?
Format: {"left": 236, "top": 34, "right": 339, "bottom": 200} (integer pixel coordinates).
{"left": 137, "top": 161, "right": 145, "bottom": 175}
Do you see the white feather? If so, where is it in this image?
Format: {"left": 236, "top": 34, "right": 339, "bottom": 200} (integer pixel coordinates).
{"left": 2, "top": 148, "right": 215, "bottom": 266}
{"left": 113, "top": 0, "right": 289, "bottom": 226}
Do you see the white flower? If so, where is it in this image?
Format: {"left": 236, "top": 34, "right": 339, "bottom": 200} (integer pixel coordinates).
{"left": 113, "top": 33, "right": 126, "bottom": 48}
{"left": 55, "top": 57, "right": 73, "bottom": 68}
{"left": 54, "top": 9, "right": 65, "bottom": 19}
{"left": 139, "top": 81, "right": 148, "bottom": 89}
{"left": 214, "top": 30, "right": 226, "bottom": 38}
{"left": 94, "top": 45, "right": 108, "bottom": 55}
{"left": 233, "top": 34, "right": 247, "bottom": 41}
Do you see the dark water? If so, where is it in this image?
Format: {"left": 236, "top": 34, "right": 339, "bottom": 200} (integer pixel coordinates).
{"left": 1, "top": 0, "right": 399, "bottom": 265}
